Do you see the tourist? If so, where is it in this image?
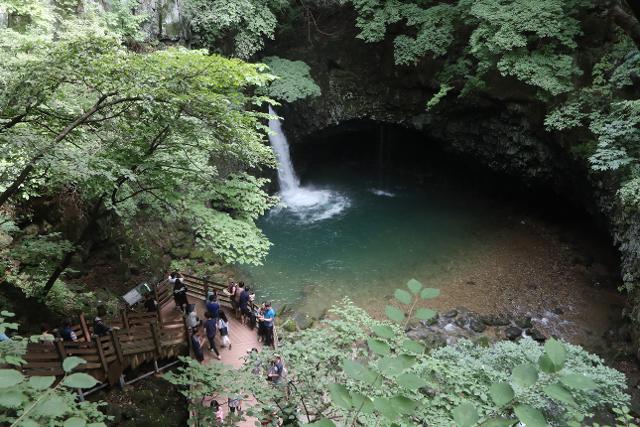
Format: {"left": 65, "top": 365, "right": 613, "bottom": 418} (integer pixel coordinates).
{"left": 227, "top": 281, "right": 237, "bottom": 313}
{"left": 260, "top": 302, "right": 276, "bottom": 346}
{"left": 204, "top": 312, "right": 221, "bottom": 360}
{"left": 239, "top": 286, "right": 251, "bottom": 325}
{"left": 40, "top": 323, "right": 55, "bottom": 343}
{"left": 256, "top": 303, "right": 266, "bottom": 342}
{"left": 144, "top": 293, "right": 158, "bottom": 313}
{"left": 206, "top": 294, "right": 220, "bottom": 320}
{"left": 93, "top": 306, "right": 114, "bottom": 337}
{"left": 267, "top": 355, "right": 285, "bottom": 384}
{"left": 228, "top": 395, "right": 242, "bottom": 416}
{"left": 234, "top": 282, "right": 244, "bottom": 318}
{"left": 60, "top": 319, "right": 78, "bottom": 342}
{"left": 173, "top": 278, "right": 188, "bottom": 313}
{"left": 168, "top": 271, "right": 182, "bottom": 285}
{"left": 217, "top": 311, "right": 231, "bottom": 349}
{"left": 0, "top": 331, "right": 9, "bottom": 342}
{"left": 191, "top": 330, "right": 205, "bottom": 363}
{"left": 186, "top": 304, "right": 200, "bottom": 332}
{"left": 211, "top": 400, "right": 224, "bottom": 423}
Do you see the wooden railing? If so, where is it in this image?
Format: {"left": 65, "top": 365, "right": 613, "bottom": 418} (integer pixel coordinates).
{"left": 21, "top": 288, "right": 189, "bottom": 392}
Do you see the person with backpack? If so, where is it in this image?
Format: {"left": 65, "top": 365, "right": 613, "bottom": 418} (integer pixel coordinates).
{"left": 60, "top": 319, "right": 78, "bottom": 342}
{"left": 259, "top": 302, "right": 276, "bottom": 346}
{"left": 93, "top": 306, "right": 114, "bottom": 337}
{"left": 233, "top": 282, "right": 244, "bottom": 318}
{"left": 186, "top": 304, "right": 200, "bottom": 333}
{"left": 217, "top": 311, "right": 231, "bottom": 349}
{"left": 204, "top": 311, "right": 221, "bottom": 360}
{"left": 173, "top": 278, "right": 188, "bottom": 313}
{"left": 239, "top": 286, "right": 251, "bottom": 325}
{"left": 267, "top": 355, "right": 285, "bottom": 384}
{"left": 191, "top": 330, "right": 205, "bottom": 363}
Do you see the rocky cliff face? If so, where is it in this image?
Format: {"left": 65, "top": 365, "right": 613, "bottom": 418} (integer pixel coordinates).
{"left": 263, "top": 6, "right": 640, "bottom": 339}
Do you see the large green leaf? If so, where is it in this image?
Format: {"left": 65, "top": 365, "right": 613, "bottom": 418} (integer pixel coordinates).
{"left": 489, "top": 382, "right": 514, "bottom": 406}
{"left": 342, "top": 360, "right": 379, "bottom": 385}
{"left": 0, "top": 369, "right": 24, "bottom": 388}
{"left": 0, "top": 390, "right": 26, "bottom": 408}
{"left": 34, "top": 396, "right": 69, "bottom": 418}
{"left": 560, "top": 374, "right": 598, "bottom": 390}
{"left": 390, "top": 395, "right": 418, "bottom": 414}
{"left": 514, "top": 404, "right": 549, "bottom": 427}
{"left": 452, "top": 402, "right": 479, "bottom": 427}
{"left": 64, "top": 418, "right": 87, "bottom": 427}
{"left": 407, "top": 279, "right": 423, "bottom": 295}
{"left": 372, "top": 325, "right": 395, "bottom": 339}
{"left": 28, "top": 375, "right": 55, "bottom": 390}
{"left": 544, "top": 338, "right": 566, "bottom": 370}
{"left": 394, "top": 289, "right": 412, "bottom": 305}
{"left": 385, "top": 305, "right": 405, "bottom": 323}
{"left": 63, "top": 373, "right": 99, "bottom": 389}
{"left": 420, "top": 288, "right": 440, "bottom": 299}
{"left": 63, "top": 356, "right": 86, "bottom": 373}
{"left": 415, "top": 308, "right": 437, "bottom": 321}
{"left": 351, "top": 391, "right": 374, "bottom": 414}
{"left": 373, "top": 397, "right": 398, "bottom": 420}
{"left": 538, "top": 353, "right": 559, "bottom": 374}
{"left": 543, "top": 382, "right": 576, "bottom": 406}
{"left": 480, "top": 419, "right": 517, "bottom": 427}
{"left": 401, "top": 339, "right": 425, "bottom": 354}
{"left": 367, "top": 338, "right": 391, "bottom": 356}
{"left": 512, "top": 364, "right": 538, "bottom": 387}
{"left": 328, "top": 383, "right": 352, "bottom": 410}
{"left": 397, "top": 373, "right": 428, "bottom": 390}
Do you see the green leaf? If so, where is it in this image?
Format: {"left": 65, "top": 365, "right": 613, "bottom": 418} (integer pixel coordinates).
{"left": 342, "top": 360, "right": 379, "bottom": 385}
{"left": 351, "top": 391, "right": 374, "bottom": 414}
{"left": 512, "top": 364, "right": 538, "bottom": 387}
{"left": 394, "top": 289, "right": 412, "bottom": 305}
{"left": 385, "top": 305, "right": 405, "bottom": 323}
{"left": 16, "top": 419, "right": 39, "bottom": 427}
{"left": 452, "top": 402, "right": 479, "bottom": 427}
{"left": 560, "top": 374, "right": 598, "bottom": 390}
{"left": 390, "top": 395, "right": 418, "bottom": 414}
{"left": 328, "top": 383, "right": 352, "bottom": 410}
{"left": 489, "top": 382, "right": 514, "bottom": 406}
{"left": 1, "top": 311, "right": 14, "bottom": 317}
{"left": 28, "top": 376, "right": 55, "bottom": 390}
{"left": 538, "top": 353, "right": 559, "bottom": 374}
{"left": 306, "top": 419, "right": 336, "bottom": 427}
{"left": 367, "top": 338, "right": 391, "bottom": 356}
{"left": 407, "top": 279, "right": 423, "bottom": 295}
{"left": 397, "top": 373, "right": 427, "bottom": 390}
{"left": 63, "top": 373, "right": 98, "bottom": 389}
{"left": 543, "top": 382, "right": 576, "bottom": 406}
{"left": 415, "top": 308, "right": 437, "bottom": 321}
{"left": 420, "top": 288, "right": 440, "bottom": 299}
{"left": 401, "top": 339, "right": 425, "bottom": 354}
{"left": 0, "top": 369, "right": 24, "bottom": 388}
{"left": 514, "top": 404, "right": 549, "bottom": 427}
{"left": 373, "top": 397, "right": 398, "bottom": 420}
{"left": 34, "top": 396, "right": 68, "bottom": 418}
{"left": 544, "top": 338, "right": 567, "bottom": 370}
{"left": 0, "top": 390, "right": 26, "bottom": 408}
{"left": 372, "top": 325, "right": 395, "bottom": 339}
{"left": 63, "top": 356, "right": 86, "bottom": 373}
{"left": 64, "top": 418, "right": 87, "bottom": 427}
{"left": 480, "top": 419, "right": 517, "bottom": 427}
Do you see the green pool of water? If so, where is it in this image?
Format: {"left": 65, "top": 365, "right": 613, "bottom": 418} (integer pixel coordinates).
{"left": 238, "top": 165, "right": 507, "bottom": 315}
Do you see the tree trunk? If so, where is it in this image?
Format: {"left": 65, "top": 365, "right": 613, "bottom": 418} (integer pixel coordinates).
{"left": 41, "top": 196, "right": 105, "bottom": 296}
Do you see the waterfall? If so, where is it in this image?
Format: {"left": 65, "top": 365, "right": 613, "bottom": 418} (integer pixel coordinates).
{"left": 267, "top": 107, "right": 350, "bottom": 221}
{"left": 268, "top": 106, "right": 300, "bottom": 195}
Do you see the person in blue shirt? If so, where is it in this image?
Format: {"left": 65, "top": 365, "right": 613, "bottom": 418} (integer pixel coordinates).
{"left": 60, "top": 319, "right": 78, "bottom": 342}
{"left": 206, "top": 295, "right": 220, "bottom": 320}
{"left": 260, "top": 302, "right": 276, "bottom": 346}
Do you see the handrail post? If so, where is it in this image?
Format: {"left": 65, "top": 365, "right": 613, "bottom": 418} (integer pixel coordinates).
{"left": 94, "top": 335, "right": 109, "bottom": 378}
{"left": 121, "top": 309, "right": 130, "bottom": 330}
{"left": 183, "top": 316, "right": 192, "bottom": 356}
{"left": 154, "top": 282, "right": 163, "bottom": 326}
{"left": 54, "top": 339, "right": 66, "bottom": 367}
{"left": 79, "top": 313, "right": 91, "bottom": 342}
{"left": 110, "top": 329, "right": 124, "bottom": 365}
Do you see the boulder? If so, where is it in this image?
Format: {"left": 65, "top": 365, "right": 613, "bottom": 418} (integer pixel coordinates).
{"left": 526, "top": 328, "right": 546, "bottom": 342}
{"left": 469, "top": 319, "right": 487, "bottom": 333}
{"left": 505, "top": 326, "right": 522, "bottom": 340}
{"left": 515, "top": 316, "right": 533, "bottom": 329}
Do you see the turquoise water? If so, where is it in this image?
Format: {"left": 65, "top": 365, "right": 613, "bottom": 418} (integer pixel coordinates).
{"left": 239, "top": 165, "right": 508, "bottom": 315}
